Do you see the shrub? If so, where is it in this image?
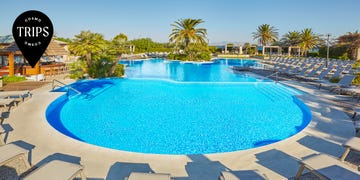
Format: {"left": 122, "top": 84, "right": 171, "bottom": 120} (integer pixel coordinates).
{"left": 167, "top": 51, "right": 211, "bottom": 61}
{"left": 353, "top": 61, "right": 360, "bottom": 69}
{"left": 338, "top": 53, "right": 350, "bottom": 60}
{"left": 329, "top": 77, "right": 341, "bottom": 83}
{"left": 2, "top": 76, "right": 26, "bottom": 85}
{"left": 307, "top": 52, "right": 319, "bottom": 57}
{"left": 167, "top": 53, "right": 187, "bottom": 60}
{"left": 114, "top": 64, "right": 125, "bottom": 77}
{"left": 69, "top": 60, "right": 87, "bottom": 79}
{"left": 88, "top": 56, "right": 125, "bottom": 78}
{"left": 197, "top": 52, "right": 211, "bottom": 61}
{"left": 353, "top": 73, "right": 360, "bottom": 85}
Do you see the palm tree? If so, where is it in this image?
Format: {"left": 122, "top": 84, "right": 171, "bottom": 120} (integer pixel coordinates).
{"left": 169, "top": 18, "right": 207, "bottom": 51}
{"left": 252, "top": 24, "right": 278, "bottom": 46}
{"left": 337, "top": 30, "right": 360, "bottom": 60}
{"left": 281, "top": 31, "right": 301, "bottom": 46}
{"left": 299, "top": 28, "right": 321, "bottom": 56}
{"left": 69, "top": 30, "right": 106, "bottom": 68}
{"left": 244, "top": 42, "right": 251, "bottom": 54}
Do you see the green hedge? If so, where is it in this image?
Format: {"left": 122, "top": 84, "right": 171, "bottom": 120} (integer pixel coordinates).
{"left": 2, "top": 76, "right": 26, "bottom": 85}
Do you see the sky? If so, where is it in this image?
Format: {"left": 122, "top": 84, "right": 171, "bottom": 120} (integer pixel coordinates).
{"left": 0, "top": 0, "right": 359, "bottom": 45}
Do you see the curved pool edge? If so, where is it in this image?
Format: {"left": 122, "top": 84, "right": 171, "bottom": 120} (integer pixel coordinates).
{"left": 5, "top": 80, "right": 356, "bottom": 179}
{"left": 46, "top": 79, "right": 312, "bottom": 154}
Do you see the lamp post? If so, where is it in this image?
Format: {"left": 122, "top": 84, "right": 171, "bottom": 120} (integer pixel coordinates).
{"left": 326, "top": 34, "right": 331, "bottom": 68}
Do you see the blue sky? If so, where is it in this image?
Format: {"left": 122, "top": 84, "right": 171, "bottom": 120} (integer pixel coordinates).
{"left": 0, "top": 0, "right": 359, "bottom": 44}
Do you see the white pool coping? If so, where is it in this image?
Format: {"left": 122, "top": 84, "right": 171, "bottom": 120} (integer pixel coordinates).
{"left": 5, "top": 79, "right": 356, "bottom": 179}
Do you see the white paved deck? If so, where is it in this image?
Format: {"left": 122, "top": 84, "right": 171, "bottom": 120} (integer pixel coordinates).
{"left": 3, "top": 79, "right": 357, "bottom": 179}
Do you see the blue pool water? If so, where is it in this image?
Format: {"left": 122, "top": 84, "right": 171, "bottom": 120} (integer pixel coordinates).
{"left": 47, "top": 59, "right": 311, "bottom": 154}
{"left": 120, "top": 58, "right": 265, "bottom": 82}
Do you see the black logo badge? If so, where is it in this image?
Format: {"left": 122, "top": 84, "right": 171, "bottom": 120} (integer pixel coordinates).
{"left": 12, "top": 10, "right": 53, "bottom": 68}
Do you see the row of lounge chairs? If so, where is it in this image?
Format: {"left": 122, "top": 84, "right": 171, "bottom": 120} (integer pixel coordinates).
{"left": 0, "top": 90, "right": 31, "bottom": 110}
{"left": 1, "top": 142, "right": 176, "bottom": 180}
{"left": 270, "top": 57, "right": 354, "bottom": 81}
{"left": 0, "top": 143, "right": 86, "bottom": 180}
{"left": 295, "top": 137, "right": 360, "bottom": 179}
{"left": 267, "top": 57, "right": 360, "bottom": 100}
{"left": 123, "top": 140, "right": 360, "bottom": 180}
{"left": 0, "top": 89, "right": 89, "bottom": 179}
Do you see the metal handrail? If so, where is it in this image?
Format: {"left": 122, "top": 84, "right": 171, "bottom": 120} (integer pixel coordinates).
{"left": 52, "top": 79, "right": 81, "bottom": 97}
{"left": 264, "top": 71, "right": 279, "bottom": 83}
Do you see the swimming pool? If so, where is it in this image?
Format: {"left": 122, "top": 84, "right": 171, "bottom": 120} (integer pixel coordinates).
{"left": 46, "top": 58, "right": 311, "bottom": 154}
{"left": 120, "top": 58, "right": 265, "bottom": 82}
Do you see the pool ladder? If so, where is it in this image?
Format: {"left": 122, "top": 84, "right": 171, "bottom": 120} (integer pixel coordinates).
{"left": 52, "top": 79, "right": 82, "bottom": 97}
{"left": 262, "top": 71, "right": 279, "bottom": 83}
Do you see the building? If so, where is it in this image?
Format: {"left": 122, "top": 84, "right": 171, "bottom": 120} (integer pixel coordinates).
{"left": 0, "top": 35, "right": 69, "bottom": 76}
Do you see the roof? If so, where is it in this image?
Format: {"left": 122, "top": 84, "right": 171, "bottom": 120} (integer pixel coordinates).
{"left": 53, "top": 40, "right": 68, "bottom": 46}
{"left": 0, "top": 43, "right": 21, "bottom": 54}
{"left": 0, "top": 40, "right": 68, "bottom": 56}
{"left": 44, "top": 40, "right": 68, "bottom": 55}
{"left": 0, "top": 35, "right": 14, "bottom": 44}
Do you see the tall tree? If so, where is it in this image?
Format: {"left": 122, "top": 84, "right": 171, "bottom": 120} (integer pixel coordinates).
{"left": 113, "top": 33, "right": 128, "bottom": 42}
{"left": 281, "top": 31, "right": 301, "bottom": 46}
{"left": 299, "top": 28, "right": 321, "bottom": 56}
{"left": 252, "top": 24, "right": 278, "bottom": 46}
{"left": 169, "top": 18, "right": 207, "bottom": 51}
{"left": 111, "top": 33, "right": 129, "bottom": 56}
{"left": 337, "top": 30, "right": 360, "bottom": 60}
{"left": 69, "top": 30, "right": 106, "bottom": 68}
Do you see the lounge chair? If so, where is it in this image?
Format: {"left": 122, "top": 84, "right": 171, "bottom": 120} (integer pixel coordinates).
{"left": 219, "top": 171, "right": 268, "bottom": 180}
{"left": 0, "top": 98, "right": 15, "bottom": 108}
{"left": 0, "top": 90, "right": 31, "bottom": 101}
{"left": 125, "top": 172, "right": 172, "bottom": 180}
{"left": 340, "top": 137, "right": 360, "bottom": 161}
{"left": 319, "top": 74, "right": 355, "bottom": 90}
{"left": 0, "top": 143, "right": 31, "bottom": 169}
{"left": 294, "top": 67, "right": 308, "bottom": 78}
{"left": 295, "top": 154, "right": 360, "bottom": 180}
{"left": 336, "top": 86, "right": 360, "bottom": 102}
{"left": 328, "top": 66, "right": 345, "bottom": 79}
{"left": 0, "top": 125, "right": 5, "bottom": 144}
{"left": 301, "top": 64, "right": 326, "bottom": 81}
{"left": 22, "top": 160, "right": 86, "bottom": 180}
{"left": 342, "top": 64, "right": 353, "bottom": 74}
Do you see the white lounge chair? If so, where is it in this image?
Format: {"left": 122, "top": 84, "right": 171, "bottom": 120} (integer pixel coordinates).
{"left": 0, "top": 90, "right": 31, "bottom": 101}
{"left": 219, "top": 171, "right": 268, "bottom": 180}
{"left": 0, "top": 98, "right": 15, "bottom": 108}
{"left": 340, "top": 137, "right": 360, "bottom": 161}
{"left": 0, "top": 143, "right": 31, "bottom": 169}
{"left": 125, "top": 172, "right": 172, "bottom": 180}
{"left": 295, "top": 154, "right": 360, "bottom": 180}
{"left": 22, "top": 160, "right": 86, "bottom": 180}
{"left": 319, "top": 74, "right": 355, "bottom": 90}
{"left": 0, "top": 125, "right": 7, "bottom": 144}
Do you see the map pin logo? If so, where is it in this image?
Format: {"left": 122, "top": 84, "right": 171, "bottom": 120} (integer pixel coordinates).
{"left": 12, "top": 10, "right": 53, "bottom": 68}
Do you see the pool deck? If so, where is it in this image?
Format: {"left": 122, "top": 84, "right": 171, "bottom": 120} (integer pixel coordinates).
{"left": 2, "top": 78, "right": 359, "bottom": 179}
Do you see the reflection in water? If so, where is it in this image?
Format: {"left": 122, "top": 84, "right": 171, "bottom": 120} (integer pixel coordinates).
{"left": 120, "top": 58, "right": 265, "bottom": 82}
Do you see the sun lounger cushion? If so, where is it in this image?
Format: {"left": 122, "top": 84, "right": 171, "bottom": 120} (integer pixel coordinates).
{"left": 340, "top": 137, "right": 360, "bottom": 161}
{"left": 0, "top": 143, "right": 29, "bottom": 167}
{"left": 219, "top": 171, "right": 267, "bottom": 180}
{"left": 296, "top": 154, "right": 360, "bottom": 179}
{"left": 0, "top": 90, "right": 31, "bottom": 100}
{"left": 22, "top": 160, "right": 85, "bottom": 180}
{"left": 343, "top": 137, "right": 360, "bottom": 151}
{"left": 0, "top": 98, "right": 15, "bottom": 107}
{"left": 0, "top": 126, "right": 6, "bottom": 144}
{"left": 126, "top": 172, "right": 172, "bottom": 180}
